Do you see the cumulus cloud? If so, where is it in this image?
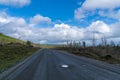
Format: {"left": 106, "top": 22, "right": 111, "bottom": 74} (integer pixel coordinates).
{"left": 87, "top": 21, "right": 110, "bottom": 33}
{"left": 0, "top": 0, "right": 31, "bottom": 7}
{"left": 0, "top": 12, "right": 120, "bottom": 44}
{"left": 0, "top": 11, "right": 28, "bottom": 38}
{"left": 32, "top": 21, "right": 120, "bottom": 44}
{"left": 110, "top": 22, "right": 120, "bottom": 37}
{"left": 85, "top": 21, "right": 112, "bottom": 40}
{"left": 74, "top": 8, "right": 85, "bottom": 19}
{"left": 99, "top": 10, "right": 120, "bottom": 20}
{"left": 30, "top": 14, "right": 51, "bottom": 25}
{"left": 82, "top": 0, "right": 120, "bottom": 10}
{"left": 75, "top": 0, "right": 120, "bottom": 20}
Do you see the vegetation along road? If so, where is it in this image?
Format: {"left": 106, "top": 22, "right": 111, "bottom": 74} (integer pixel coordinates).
{"left": 0, "top": 48, "right": 120, "bottom": 80}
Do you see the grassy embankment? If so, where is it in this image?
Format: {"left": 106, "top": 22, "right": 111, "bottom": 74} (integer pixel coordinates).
{"left": 54, "top": 46, "right": 120, "bottom": 64}
{"left": 0, "top": 33, "right": 40, "bottom": 72}
{"left": 0, "top": 33, "right": 23, "bottom": 43}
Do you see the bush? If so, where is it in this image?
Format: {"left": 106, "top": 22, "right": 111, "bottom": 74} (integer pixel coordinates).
{"left": 104, "top": 55, "right": 112, "bottom": 60}
{"left": 26, "top": 40, "right": 33, "bottom": 47}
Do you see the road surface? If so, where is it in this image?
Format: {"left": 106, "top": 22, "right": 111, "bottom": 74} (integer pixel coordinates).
{"left": 1, "top": 49, "right": 120, "bottom": 80}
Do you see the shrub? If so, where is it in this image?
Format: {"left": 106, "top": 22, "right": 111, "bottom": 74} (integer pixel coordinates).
{"left": 104, "top": 55, "right": 112, "bottom": 60}
{"left": 26, "top": 40, "right": 33, "bottom": 47}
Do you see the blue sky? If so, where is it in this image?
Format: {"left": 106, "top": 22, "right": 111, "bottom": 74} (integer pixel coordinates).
{"left": 0, "top": 0, "right": 120, "bottom": 44}
{"left": 0, "top": 0, "right": 80, "bottom": 21}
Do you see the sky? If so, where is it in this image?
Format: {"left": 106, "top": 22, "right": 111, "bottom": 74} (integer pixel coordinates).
{"left": 0, "top": 0, "right": 120, "bottom": 44}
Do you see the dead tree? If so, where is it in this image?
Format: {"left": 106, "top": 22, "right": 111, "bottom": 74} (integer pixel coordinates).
{"left": 101, "top": 36, "right": 107, "bottom": 47}
{"left": 92, "top": 31, "right": 96, "bottom": 47}
{"left": 110, "top": 40, "right": 115, "bottom": 47}
{"left": 82, "top": 41, "right": 86, "bottom": 48}
{"left": 101, "top": 36, "right": 108, "bottom": 53}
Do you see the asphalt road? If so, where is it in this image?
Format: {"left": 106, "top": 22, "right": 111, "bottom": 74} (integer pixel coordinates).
{"left": 1, "top": 49, "right": 120, "bottom": 80}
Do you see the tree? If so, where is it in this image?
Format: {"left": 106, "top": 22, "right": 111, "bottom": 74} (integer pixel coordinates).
{"left": 79, "top": 41, "right": 81, "bottom": 47}
{"left": 101, "top": 36, "right": 107, "bottom": 47}
{"left": 92, "top": 31, "right": 96, "bottom": 47}
{"left": 117, "top": 41, "right": 120, "bottom": 47}
{"left": 110, "top": 40, "right": 115, "bottom": 47}
{"left": 82, "top": 41, "right": 86, "bottom": 48}
{"left": 26, "top": 40, "right": 32, "bottom": 47}
{"left": 0, "top": 33, "right": 2, "bottom": 35}
{"left": 66, "top": 40, "right": 69, "bottom": 46}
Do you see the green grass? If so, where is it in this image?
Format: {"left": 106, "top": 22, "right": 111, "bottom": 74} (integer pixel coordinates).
{"left": 0, "top": 45, "right": 39, "bottom": 72}
{"left": 0, "top": 33, "right": 24, "bottom": 43}
{"left": 0, "top": 33, "right": 40, "bottom": 72}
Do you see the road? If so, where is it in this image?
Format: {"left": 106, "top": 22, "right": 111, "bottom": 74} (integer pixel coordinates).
{"left": 1, "top": 48, "right": 120, "bottom": 80}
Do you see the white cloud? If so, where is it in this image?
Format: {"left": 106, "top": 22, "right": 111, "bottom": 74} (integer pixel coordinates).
{"left": 54, "top": 23, "right": 70, "bottom": 29}
{"left": 1, "top": 12, "right": 120, "bottom": 44}
{"left": 75, "top": 0, "right": 120, "bottom": 19}
{"left": 30, "top": 14, "right": 51, "bottom": 25}
{"left": 0, "top": 0, "right": 31, "bottom": 7}
{"left": 87, "top": 21, "right": 110, "bottom": 33}
{"left": 0, "top": 11, "right": 10, "bottom": 23}
{"left": 99, "top": 10, "right": 120, "bottom": 20}
{"left": 74, "top": 8, "right": 85, "bottom": 19}
{"left": 110, "top": 22, "right": 120, "bottom": 37}
{"left": 82, "top": 0, "right": 120, "bottom": 10}
{"left": 0, "top": 11, "right": 28, "bottom": 38}
{"left": 0, "top": 17, "right": 9, "bottom": 23}
{"left": 85, "top": 21, "right": 112, "bottom": 40}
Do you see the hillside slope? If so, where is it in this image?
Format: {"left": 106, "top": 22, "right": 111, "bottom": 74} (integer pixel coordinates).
{"left": 0, "top": 33, "right": 23, "bottom": 43}
{"left": 0, "top": 33, "right": 40, "bottom": 72}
